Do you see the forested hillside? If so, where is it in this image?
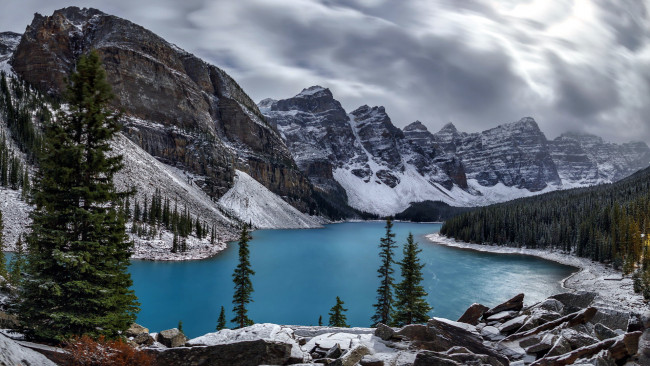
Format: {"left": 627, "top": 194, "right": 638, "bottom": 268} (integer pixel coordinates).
{"left": 441, "top": 166, "right": 650, "bottom": 294}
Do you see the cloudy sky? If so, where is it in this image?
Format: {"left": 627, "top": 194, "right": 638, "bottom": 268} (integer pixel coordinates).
{"left": 3, "top": 0, "right": 650, "bottom": 143}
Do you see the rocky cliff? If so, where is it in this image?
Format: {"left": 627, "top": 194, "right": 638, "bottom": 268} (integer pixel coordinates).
{"left": 261, "top": 87, "right": 650, "bottom": 216}
{"left": 10, "top": 6, "right": 316, "bottom": 212}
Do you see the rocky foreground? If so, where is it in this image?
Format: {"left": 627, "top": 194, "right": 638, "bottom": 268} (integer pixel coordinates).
{"left": 4, "top": 291, "right": 648, "bottom": 365}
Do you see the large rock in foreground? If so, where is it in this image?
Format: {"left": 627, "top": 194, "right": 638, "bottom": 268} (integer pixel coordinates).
{"left": 151, "top": 339, "right": 292, "bottom": 366}
{"left": 0, "top": 333, "right": 57, "bottom": 366}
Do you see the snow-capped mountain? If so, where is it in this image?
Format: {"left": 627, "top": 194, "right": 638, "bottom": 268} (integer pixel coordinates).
{"left": 261, "top": 86, "right": 650, "bottom": 216}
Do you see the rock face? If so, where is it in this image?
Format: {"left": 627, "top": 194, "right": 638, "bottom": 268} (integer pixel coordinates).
{"left": 445, "top": 118, "right": 561, "bottom": 191}
{"left": 0, "top": 32, "right": 20, "bottom": 72}
{"left": 261, "top": 87, "right": 650, "bottom": 216}
{"left": 0, "top": 332, "right": 57, "bottom": 366}
{"left": 11, "top": 7, "right": 316, "bottom": 213}
{"left": 550, "top": 132, "right": 650, "bottom": 184}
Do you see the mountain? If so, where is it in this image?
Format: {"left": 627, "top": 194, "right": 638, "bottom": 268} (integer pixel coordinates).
{"left": 0, "top": 7, "right": 330, "bottom": 259}
{"left": 261, "top": 87, "right": 650, "bottom": 216}
{"left": 10, "top": 7, "right": 317, "bottom": 213}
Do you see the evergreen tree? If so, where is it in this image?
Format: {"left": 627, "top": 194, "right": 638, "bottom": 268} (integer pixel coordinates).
{"left": 328, "top": 296, "right": 349, "bottom": 327}
{"left": 0, "top": 211, "right": 6, "bottom": 281}
{"left": 17, "top": 51, "right": 139, "bottom": 341}
{"left": 231, "top": 224, "right": 255, "bottom": 328}
{"left": 177, "top": 320, "right": 183, "bottom": 333}
{"left": 8, "top": 236, "right": 25, "bottom": 286}
{"left": 318, "top": 315, "right": 322, "bottom": 326}
{"left": 216, "top": 306, "right": 227, "bottom": 331}
{"left": 392, "top": 233, "right": 432, "bottom": 326}
{"left": 371, "top": 218, "right": 397, "bottom": 326}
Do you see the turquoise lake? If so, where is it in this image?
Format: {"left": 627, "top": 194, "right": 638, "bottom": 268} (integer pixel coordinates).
{"left": 7, "top": 222, "right": 577, "bottom": 338}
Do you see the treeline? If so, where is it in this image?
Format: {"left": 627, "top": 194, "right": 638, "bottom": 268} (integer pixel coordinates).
{"left": 127, "top": 188, "right": 218, "bottom": 252}
{"left": 441, "top": 167, "right": 650, "bottom": 296}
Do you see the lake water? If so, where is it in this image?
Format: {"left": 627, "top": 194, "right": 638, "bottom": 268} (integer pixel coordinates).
{"left": 6, "top": 222, "right": 576, "bottom": 338}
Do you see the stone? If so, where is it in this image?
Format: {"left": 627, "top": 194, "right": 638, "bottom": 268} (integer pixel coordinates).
{"left": 374, "top": 323, "right": 395, "bottom": 341}
{"left": 545, "top": 336, "right": 571, "bottom": 357}
{"left": 484, "top": 293, "right": 525, "bottom": 318}
{"left": 481, "top": 326, "right": 504, "bottom": 341}
{"left": 151, "top": 339, "right": 293, "bottom": 366}
{"left": 526, "top": 333, "right": 557, "bottom": 354}
{"left": 395, "top": 324, "right": 429, "bottom": 341}
{"left": 561, "top": 328, "right": 599, "bottom": 349}
{"left": 638, "top": 328, "right": 650, "bottom": 366}
{"left": 0, "top": 332, "right": 58, "bottom": 366}
{"left": 325, "top": 343, "right": 343, "bottom": 359}
{"left": 499, "top": 315, "right": 528, "bottom": 334}
{"left": 126, "top": 323, "right": 150, "bottom": 338}
{"left": 549, "top": 291, "right": 597, "bottom": 314}
{"left": 134, "top": 332, "right": 155, "bottom": 346}
{"left": 594, "top": 323, "right": 619, "bottom": 341}
{"left": 157, "top": 328, "right": 188, "bottom": 348}
{"left": 536, "top": 299, "right": 565, "bottom": 314}
{"left": 446, "top": 346, "right": 472, "bottom": 355}
{"left": 413, "top": 351, "right": 460, "bottom": 366}
{"left": 487, "top": 311, "right": 517, "bottom": 322}
{"left": 457, "top": 303, "right": 489, "bottom": 325}
{"left": 359, "top": 355, "right": 384, "bottom": 366}
{"left": 330, "top": 344, "right": 371, "bottom": 366}
{"left": 590, "top": 307, "right": 630, "bottom": 331}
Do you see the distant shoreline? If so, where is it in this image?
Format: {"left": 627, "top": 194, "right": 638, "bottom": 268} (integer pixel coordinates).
{"left": 425, "top": 233, "right": 648, "bottom": 313}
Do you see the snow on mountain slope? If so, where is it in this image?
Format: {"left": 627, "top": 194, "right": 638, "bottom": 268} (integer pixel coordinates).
{"left": 219, "top": 170, "right": 324, "bottom": 229}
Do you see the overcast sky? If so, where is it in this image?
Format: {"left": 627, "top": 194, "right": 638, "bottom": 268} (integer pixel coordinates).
{"left": 3, "top": 0, "right": 650, "bottom": 143}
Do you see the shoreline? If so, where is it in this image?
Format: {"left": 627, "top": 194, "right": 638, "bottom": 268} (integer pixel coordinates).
{"left": 425, "top": 233, "right": 648, "bottom": 313}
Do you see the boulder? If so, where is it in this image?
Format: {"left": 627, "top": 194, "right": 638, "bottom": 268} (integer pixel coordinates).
{"left": 395, "top": 324, "right": 429, "bottom": 342}
{"left": 536, "top": 299, "right": 564, "bottom": 314}
{"left": 325, "top": 343, "right": 343, "bottom": 359}
{"left": 151, "top": 339, "right": 293, "bottom": 366}
{"left": 560, "top": 328, "right": 599, "bottom": 349}
{"left": 545, "top": 336, "right": 571, "bottom": 357}
{"left": 483, "top": 293, "right": 525, "bottom": 318}
{"left": 487, "top": 311, "right": 517, "bottom": 322}
{"left": 457, "top": 303, "right": 489, "bottom": 325}
{"left": 526, "top": 333, "right": 557, "bottom": 354}
{"left": 359, "top": 355, "right": 384, "bottom": 366}
{"left": 638, "top": 328, "right": 650, "bottom": 365}
{"left": 481, "top": 326, "right": 504, "bottom": 341}
{"left": 413, "top": 351, "right": 460, "bottom": 366}
{"left": 134, "top": 332, "right": 155, "bottom": 346}
{"left": 499, "top": 315, "right": 528, "bottom": 334}
{"left": 593, "top": 323, "right": 618, "bottom": 341}
{"left": 0, "top": 333, "right": 57, "bottom": 366}
{"left": 590, "top": 307, "right": 630, "bottom": 331}
{"left": 157, "top": 328, "right": 188, "bottom": 348}
{"left": 549, "top": 291, "right": 596, "bottom": 314}
{"left": 331, "top": 344, "right": 371, "bottom": 366}
{"left": 374, "top": 323, "right": 395, "bottom": 341}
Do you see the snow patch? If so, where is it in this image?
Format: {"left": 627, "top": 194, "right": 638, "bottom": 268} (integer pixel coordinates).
{"left": 218, "top": 170, "right": 324, "bottom": 229}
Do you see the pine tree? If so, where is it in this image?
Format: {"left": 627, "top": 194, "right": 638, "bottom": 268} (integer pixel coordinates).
{"left": 8, "top": 236, "right": 25, "bottom": 286}
{"left": 0, "top": 211, "right": 6, "bottom": 281}
{"left": 328, "top": 296, "right": 349, "bottom": 327}
{"left": 371, "top": 218, "right": 397, "bottom": 326}
{"left": 392, "top": 233, "right": 432, "bottom": 326}
{"left": 178, "top": 320, "right": 184, "bottom": 333}
{"left": 17, "top": 51, "right": 139, "bottom": 341}
{"left": 318, "top": 315, "right": 322, "bottom": 326}
{"left": 216, "top": 306, "right": 227, "bottom": 331}
{"left": 231, "top": 224, "right": 255, "bottom": 328}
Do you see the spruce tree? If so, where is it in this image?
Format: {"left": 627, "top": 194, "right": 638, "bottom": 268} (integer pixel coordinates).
{"left": 318, "top": 315, "right": 322, "bottom": 326}
{"left": 231, "top": 224, "right": 255, "bottom": 328}
{"left": 371, "top": 218, "right": 397, "bottom": 326}
{"left": 328, "top": 296, "right": 349, "bottom": 327}
{"left": 392, "top": 233, "right": 432, "bottom": 326}
{"left": 17, "top": 51, "right": 139, "bottom": 341}
{"left": 216, "top": 306, "right": 227, "bottom": 331}
{"left": 0, "top": 211, "right": 6, "bottom": 281}
{"left": 8, "top": 236, "right": 25, "bottom": 286}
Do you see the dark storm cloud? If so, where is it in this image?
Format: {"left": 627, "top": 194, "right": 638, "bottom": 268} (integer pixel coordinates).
{"left": 2, "top": 0, "right": 650, "bottom": 143}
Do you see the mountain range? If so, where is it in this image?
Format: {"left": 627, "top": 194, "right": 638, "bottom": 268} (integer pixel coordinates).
{"left": 1, "top": 7, "right": 649, "bottom": 257}
{"left": 260, "top": 86, "right": 650, "bottom": 215}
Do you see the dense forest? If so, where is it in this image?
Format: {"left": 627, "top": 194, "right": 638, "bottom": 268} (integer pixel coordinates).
{"left": 441, "top": 166, "right": 650, "bottom": 296}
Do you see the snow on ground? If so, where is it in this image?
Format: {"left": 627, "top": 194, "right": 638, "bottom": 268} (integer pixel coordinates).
{"left": 0, "top": 332, "right": 57, "bottom": 366}
{"left": 0, "top": 188, "right": 30, "bottom": 250}
{"left": 426, "top": 233, "right": 648, "bottom": 313}
{"left": 218, "top": 170, "right": 325, "bottom": 229}
{"left": 112, "top": 133, "right": 239, "bottom": 260}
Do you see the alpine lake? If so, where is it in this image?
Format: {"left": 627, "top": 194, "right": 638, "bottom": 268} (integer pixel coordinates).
{"left": 7, "top": 222, "right": 577, "bottom": 338}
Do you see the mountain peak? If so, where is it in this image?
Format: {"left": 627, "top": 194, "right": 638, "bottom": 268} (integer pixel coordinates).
{"left": 438, "top": 122, "right": 458, "bottom": 134}
{"left": 297, "top": 85, "right": 331, "bottom": 98}
{"left": 403, "top": 120, "right": 428, "bottom": 132}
